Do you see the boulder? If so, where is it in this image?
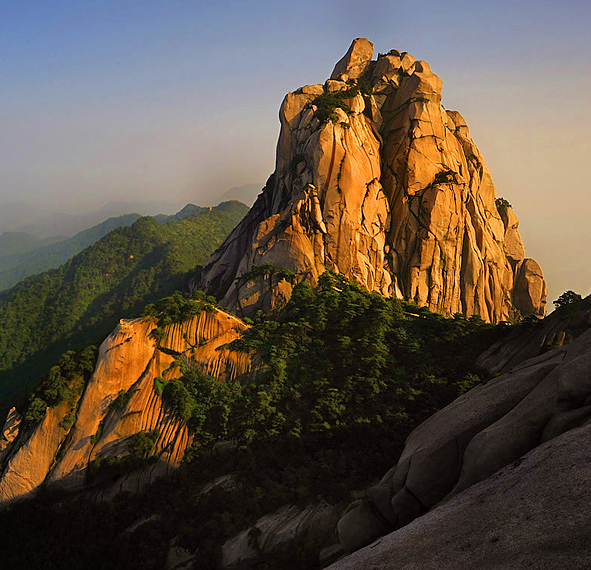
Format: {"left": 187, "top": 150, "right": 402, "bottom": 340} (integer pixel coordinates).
{"left": 514, "top": 258, "right": 548, "bottom": 317}
{"left": 222, "top": 501, "right": 342, "bottom": 568}
{"left": 331, "top": 38, "right": 374, "bottom": 81}
{"left": 337, "top": 500, "right": 389, "bottom": 554}
{"left": 327, "top": 423, "right": 591, "bottom": 570}
{"left": 337, "top": 323, "right": 591, "bottom": 554}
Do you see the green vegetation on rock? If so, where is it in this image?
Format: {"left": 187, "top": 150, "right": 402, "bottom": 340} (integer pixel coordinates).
{"left": 553, "top": 290, "right": 583, "bottom": 310}
{"left": 495, "top": 197, "right": 512, "bottom": 210}
{"left": 0, "top": 272, "right": 510, "bottom": 570}
{"left": 23, "top": 345, "right": 97, "bottom": 425}
{"left": 312, "top": 79, "right": 372, "bottom": 123}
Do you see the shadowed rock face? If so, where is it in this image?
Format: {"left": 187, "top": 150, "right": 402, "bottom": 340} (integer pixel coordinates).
{"left": 334, "top": 313, "right": 591, "bottom": 558}
{"left": 198, "top": 39, "right": 546, "bottom": 323}
{"left": 328, "top": 423, "right": 591, "bottom": 570}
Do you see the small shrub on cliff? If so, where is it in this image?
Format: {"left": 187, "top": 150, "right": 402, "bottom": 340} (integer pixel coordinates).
{"left": 153, "top": 376, "right": 166, "bottom": 395}
{"left": 143, "top": 291, "right": 210, "bottom": 327}
{"left": 128, "top": 429, "right": 160, "bottom": 459}
{"left": 109, "top": 388, "right": 135, "bottom": 411}
{"left": 162, "top": 367, "right": 242, "bottom": 448}
{"left": 433, "top": 170, "right": 457, "bottom": 185}
{"left": 312, "top": 82, "right": 369, "bottom": 123}
{"left": 495, "top": 197, "right": 512, "bottom": 210}
{"left": 239, "top": 263, "right": 296, "bottom": 287}
{"left": 162, "top": 378, "right": 195, "bottom": 421}
{"left": 145, "top": 290, "right": 217, "bottom": 343}
{"left": 24, "top": 397, "right": 47, "bottom": 424}
{"left": 23, "top": 345, "right": 97, "bottom": 426}
{"left": 90, "top": 418, "right": 105, "bottom": 445}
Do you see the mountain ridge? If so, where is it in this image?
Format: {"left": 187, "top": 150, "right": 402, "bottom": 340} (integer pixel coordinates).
{"left": 0, "top": 40, "right": 586, "bottom": 570}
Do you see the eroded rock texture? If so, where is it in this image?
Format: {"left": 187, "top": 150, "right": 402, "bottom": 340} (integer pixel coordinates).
{"left": 0, "top": 308, "right": 251, "bottom": 504}
{"left": 335, "top": 309, "right": 591, "bottom": 556}
{"left": 328, "top": 423, "right": 591, "bottom": 570}
{"left": 198, "top": 39, "right": 546, "bottom": 322}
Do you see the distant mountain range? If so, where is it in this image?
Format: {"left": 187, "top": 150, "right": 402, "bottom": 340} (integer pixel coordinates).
{"left": 0, "top": 214, "right": 142, "bottom": 292}
{"left": 0, "top": 193, "right": 261, "bottom": 239}
{"left": 0, "top": 202, "right": 242, "bottom": 292}
{"left": 6, "top": 199, "right": 186, "bottom": 238}
{"left": 0, "top": 232, "right": 66, "bottom": 258}
{"left": 217, "top": 183, "right": 263, "bottom": 206}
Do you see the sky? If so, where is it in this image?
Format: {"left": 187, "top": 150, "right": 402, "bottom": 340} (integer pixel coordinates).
{"left": 0, "top": 0, "right": 590, "bottom": 306}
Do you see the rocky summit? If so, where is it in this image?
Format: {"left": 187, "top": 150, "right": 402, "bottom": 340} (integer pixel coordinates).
{"left": 198, "top": 38, "right": 547, "bottom": 323}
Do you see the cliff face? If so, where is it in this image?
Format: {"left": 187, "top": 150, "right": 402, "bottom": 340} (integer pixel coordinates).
{"left": 0, "top": 308, "right": 251, "bottom": 504}
{"left": 199, "top": 38, "right": 546, "bottom": 322}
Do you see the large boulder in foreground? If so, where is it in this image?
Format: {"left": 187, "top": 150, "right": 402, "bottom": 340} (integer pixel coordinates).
{"left": 328, "top": 422, "right": 591, "bottom": 570}
{"left": 197, "top": 38, "right": 547, "bottom": 323}
{"left": 335, "top": 313, "right": 591, "bottom": 555}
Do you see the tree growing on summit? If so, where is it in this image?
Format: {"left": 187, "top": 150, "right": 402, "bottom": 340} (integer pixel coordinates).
{"left": 553, "top": 290, "right": 583, "bottom": 309}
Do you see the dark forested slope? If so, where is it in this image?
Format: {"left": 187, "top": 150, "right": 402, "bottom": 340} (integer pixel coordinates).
{"left": 0, "top": 272, "right": 507, "bottom": 570}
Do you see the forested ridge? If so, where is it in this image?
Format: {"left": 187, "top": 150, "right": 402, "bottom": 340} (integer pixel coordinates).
{"left": 0, "top": 213, "right": 143, "bottom": 291}
{"left": 0, "top": 201, "right": 248, "bottom": 413}
{"left": 0, "top": 272, "right": 510, "bottom": 569}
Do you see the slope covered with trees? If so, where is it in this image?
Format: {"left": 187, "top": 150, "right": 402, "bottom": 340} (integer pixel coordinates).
{"left": 0, "top": 205, "right": 212, "bottom": 292}
{"left": 0, "top": 201, "right": 248, "bottom": 413}
{"left": 0, "top": 214, "right": 143, "bottom": 291}
{"left": 0, "top": 272, "right": 508, "bottom": 569}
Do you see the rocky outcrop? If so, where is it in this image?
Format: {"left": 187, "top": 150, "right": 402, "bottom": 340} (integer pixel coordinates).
{"left": 198, "top": 39, "right": 546, "bottom": 322}
{"left": 0, "top": 307, "right": 251, "bottom": 504}
{"left": 328, "top": 422, "right": 591, "bottom": 570}
{"left": 0, "top": 400, "right": 73, "bottom": 504}
{"left": 221, "top": 502, "right": 342, "bottom": 569}
{"left": 477, "top": 299, "right": 591, "bottom": 374}
{"left": 0, "top": 407, "right": 21, "bottom": 464}
{"left": 331, "top": 37, "right": 374, "bottom": 81}
{"left": 334, "top": 313, "right": 591, "bottom": 554}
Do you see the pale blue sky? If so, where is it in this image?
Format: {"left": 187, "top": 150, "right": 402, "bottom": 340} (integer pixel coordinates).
{"left": 1, "top": 0, "right": 590, "bottom": 304}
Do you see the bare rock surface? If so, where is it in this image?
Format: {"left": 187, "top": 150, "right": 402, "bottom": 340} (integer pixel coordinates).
{"left": 477, "top": 302, "right": 591, "bottom": 374}
{"left": 221, "top": 501, "right": 342, "bottom": 569}
{"left": 0, "top": 399, "right": 72, "bottom": 504}
{"left": 327, "top": 423, "right": 591, "bottom": 570}
{"left": 197, "top": 39, "right": 546, "bottom": 322}
{"left": 331, "top": 38, "right": 374, "bottom": 80}
{"left": 0, "top": 407, "right": 21, "bottom": 463}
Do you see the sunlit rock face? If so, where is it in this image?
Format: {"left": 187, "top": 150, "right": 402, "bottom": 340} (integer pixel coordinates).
{"left": 0, "top": 309, "right": 251, "bottom": 504}
{"left": 198, "top": 38, "right": 546, "bottom": 322}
